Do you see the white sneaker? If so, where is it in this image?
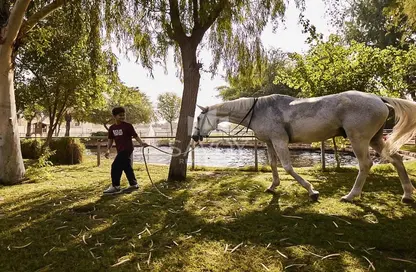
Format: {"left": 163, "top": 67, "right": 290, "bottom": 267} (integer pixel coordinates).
{"left": 103, "top": 186, "right": 121, "bottom": 195}
{"left": 122, "top": 184, "right": 139, "bottom": 194}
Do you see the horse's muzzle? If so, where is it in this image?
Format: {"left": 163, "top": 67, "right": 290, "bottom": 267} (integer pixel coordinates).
{"left": 192, "top": 135, "right": 203, "bottom": 142}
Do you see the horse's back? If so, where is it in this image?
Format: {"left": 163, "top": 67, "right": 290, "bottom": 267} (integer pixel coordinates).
{"left": 273, "top": 91, "right": 389, "bottom": 142}
{"left": 333, "top": 91, "right": 389, "bottom": 128}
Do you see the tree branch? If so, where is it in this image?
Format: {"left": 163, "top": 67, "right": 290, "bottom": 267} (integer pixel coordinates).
{"left": 2, "top": 0, "right": 30, "bottom": 48}
{"left": 19, "top": 0, "right": 65, "bottom": 38}
{"left": 15, "top": 57, "right": 49, "bottom": 90}
{"left": 168, "top": 0, "right": 186, "bottom": 43}
{"left": 192, "top": 0, "right": 226, "bottom": 44}
{"left": 192, "top": 0, "right": 200, "bottom": 29}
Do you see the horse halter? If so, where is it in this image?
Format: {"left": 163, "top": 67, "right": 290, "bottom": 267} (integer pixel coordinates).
{"left": 193, "top": 107, "right": 216, "bottom": 141}
{"left": 194, "top": 97, "right": 258, "bottom": 141}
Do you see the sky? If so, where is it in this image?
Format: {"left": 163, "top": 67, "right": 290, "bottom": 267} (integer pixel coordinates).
{"left": 116, "top": 0, "right": 335, "bottom": 109}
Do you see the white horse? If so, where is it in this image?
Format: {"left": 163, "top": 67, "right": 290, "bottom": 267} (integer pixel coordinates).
{"left": 192, "top": 90, "right": 416, "bottom": 203}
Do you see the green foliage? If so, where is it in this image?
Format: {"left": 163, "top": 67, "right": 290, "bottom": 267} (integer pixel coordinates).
{"left": 219, "top": 49, "right": 299, "bottom": 100}
{"left": 311, "top": 137, "right": 350, "bottom": 150}
{"left": 274, "top": 36, "right": 416, "bottom": 98}
{"left": 87, "top": 85, "right": 154, "bottom": 129}
{"left": 326, "top": 0, "right": 415, "bottom": 49}
{"left": 90, "top": 131, "right": 108, "bottom": 137}
{"left": 94, "top": 0, "right": 289, "bottom": 77}
{"left": 157, "top": 92, "right": 181, "bottom": 123}
{"left": 157, "top": 92, "right": 181, "bottom": 135}
{"left": 25, "top": 148, "right": 56, "bottom": 181}
{"left": 20, "top": 139, "right": 43, "bottom": 159}
{"left": 402, "top": 0, "right": 416, "bottom": 27}
{"left": 157, "top": 138, "right": 175, "bottom": 146}
{"left": 89, "top": 0, "right": 294, "bottom": 180}
{"left": 33, "top": 148, "right": 56, "bottom": 168}
{"left": 15, "top": 7, "right": 116, "bottom": 144}
{"left": 48, "top": 138, "right": 85, "bottom": 165}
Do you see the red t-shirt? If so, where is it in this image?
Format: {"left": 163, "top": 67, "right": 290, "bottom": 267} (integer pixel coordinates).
{"left": 108, "top": 122, "right": 138, "bottom": 153}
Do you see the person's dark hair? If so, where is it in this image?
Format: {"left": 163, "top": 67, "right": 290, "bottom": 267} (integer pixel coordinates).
{"left": 112, "top": 107, "right": 125, "bottom": 116}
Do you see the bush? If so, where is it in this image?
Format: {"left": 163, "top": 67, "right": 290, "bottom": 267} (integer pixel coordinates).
{"left": 157, "top": 139, "right": 175, "bottom": 146}
{"left": 20, "top": 139, "right": 43, "bottom": 159}
{"left": 91, "top": 131, "right": 108, "bottom": 137}
{"left": 49, "top": 137, "right": 85, "bottom": 165}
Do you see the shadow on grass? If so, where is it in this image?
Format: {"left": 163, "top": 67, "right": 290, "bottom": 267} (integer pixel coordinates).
{"left": 0, "top": 166, "right": 415, "bottom": 272}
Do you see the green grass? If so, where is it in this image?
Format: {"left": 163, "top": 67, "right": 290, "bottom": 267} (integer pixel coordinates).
{"left": 401, "top": 144, "right": 416, "bottom": 153}
{"left": 1, "top": 157, "right": 416, "bottom": 271}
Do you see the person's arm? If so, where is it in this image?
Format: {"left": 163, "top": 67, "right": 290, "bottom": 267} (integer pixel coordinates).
{"left": 131, "top": 124, "right": 148, "bottom": 147}
{"left": 105, "top": 139, "right": 114, "bottom": 158}
{"left": 134, "top": 135, "right": 148, "bottom": 147}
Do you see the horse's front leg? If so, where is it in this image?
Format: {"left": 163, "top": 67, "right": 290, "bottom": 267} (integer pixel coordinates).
{"left": 272, "top": 140, "right": 320, "bottom": 201}
{"left": 265, "top": 142, "right": 280, "bottom": 193}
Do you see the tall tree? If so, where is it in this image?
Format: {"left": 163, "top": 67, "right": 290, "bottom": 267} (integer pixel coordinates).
{"left": 157, "top": 92, "right": 181, "bottom": 136}
{"left": 16, "top": 8, "right": 115, "bottom": 147}
{"left": 0, "top": 0, "right": 67, "bottom": 185}
{"left": 14, "top": 63, "right": 45, "bottom": 137}
{"left": 100, "top": 0, "right": 290, "bottom": 181}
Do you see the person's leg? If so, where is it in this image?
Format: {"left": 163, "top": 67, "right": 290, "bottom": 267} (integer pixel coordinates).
{"left": 123, "top": 151, "right": 138, "bottom": 186}
{"left": 111, "top": 152, "right": 124, "bottom": 187}
{"left": 103, "top": 153, "right": 123, "bottom": 194}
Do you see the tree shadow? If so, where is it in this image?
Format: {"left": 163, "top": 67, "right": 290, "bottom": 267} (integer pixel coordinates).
{"left": 1, "top": 170, "right": 416, "bottom": 272}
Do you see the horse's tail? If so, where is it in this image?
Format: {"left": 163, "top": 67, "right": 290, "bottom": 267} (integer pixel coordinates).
{"left": 381, "top": 96, "right": 416, "bottom": 157}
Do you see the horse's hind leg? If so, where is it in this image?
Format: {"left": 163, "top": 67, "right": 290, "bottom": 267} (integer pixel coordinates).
{"left": 265, "top": 142, "right": 281, "bottom": 193}
{"left": 370, "top": 135, "right": 415, "bottom": 203}
{"left": 341, "top": 136, "right": 373, "bottom": 202}
{"left": 272, "top": 140, "right": 319, "bottom": 201}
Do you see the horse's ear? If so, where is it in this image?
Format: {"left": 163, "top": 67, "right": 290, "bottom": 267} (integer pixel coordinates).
{"left": 197, "top": 105, "right": 208, "bottom": 112}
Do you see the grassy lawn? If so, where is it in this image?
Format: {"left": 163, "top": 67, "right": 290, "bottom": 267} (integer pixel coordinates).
{"left": 401, "top": 144, "right": 416, "bottom": 153}
{"left": 1, "top": 156, "right": 416, "bottom": 271}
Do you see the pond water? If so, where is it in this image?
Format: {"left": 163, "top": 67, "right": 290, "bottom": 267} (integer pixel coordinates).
{"left": 91, "top": 146, "right": 365, "bottom": 168}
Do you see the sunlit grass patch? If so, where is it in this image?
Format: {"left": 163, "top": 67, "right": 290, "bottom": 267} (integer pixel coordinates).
{"left": 1, "top": 155, "right": 416, "bottom": 271}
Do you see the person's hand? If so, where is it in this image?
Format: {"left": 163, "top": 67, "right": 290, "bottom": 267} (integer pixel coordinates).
{"left": 104, "top": 150, "right": 110, "bottom": 159}
{"left": 142, "top": 142, "right": 149, "bottom": 148}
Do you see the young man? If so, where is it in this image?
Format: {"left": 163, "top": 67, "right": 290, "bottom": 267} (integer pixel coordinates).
{"left": 103, "top": 107, "right": 148, "bottom": 194}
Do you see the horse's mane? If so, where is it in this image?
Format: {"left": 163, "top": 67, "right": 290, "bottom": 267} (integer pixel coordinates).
{"left": 211, "top": 97, "right": 255, "bottom": 115}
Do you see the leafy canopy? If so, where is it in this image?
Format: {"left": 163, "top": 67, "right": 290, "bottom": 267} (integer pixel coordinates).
{"left": 218, "top": 49, "right": 298, "bottom": 100}
{"left": 274, "top": 35, "right": 416, "bottom": 98}
{"left": 15, "top": 8, "right": 114, "bottom": 140}
{"left": 157, "top": 92, "right": 181, "bottom": 124}
{"left": 87, "top": 84, "right": 154, "bottom": 130}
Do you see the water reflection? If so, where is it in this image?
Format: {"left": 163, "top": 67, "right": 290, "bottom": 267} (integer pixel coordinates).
{"left": 129, "top": 146, "right": 361, "bottom": 168}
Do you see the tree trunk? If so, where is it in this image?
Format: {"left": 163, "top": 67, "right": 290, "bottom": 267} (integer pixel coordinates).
{"left": 169, "top": 121, "right": 173, "bottom": 137}
{"left": 56, "top": 122, "right": 61, "bottom": 136}
{"left": 320, "top": 141, "right": 326, "bottom": 171}
{"left": 65, "top": 112, "right": 72, "bottom": 136}
{"left": 332, "top": 137, "right": 341, "bottom": 169}
{"left": 168, "top": 45, "right": 200, "bottom": 181}
{"left": 25, "top": 117, "right": 33, "bottom": 138}
{"left": 44, "top": 126, "right": 55, "bottom": 148}
{"left": 0, "top": 48, "right": 25, "bottom": 185}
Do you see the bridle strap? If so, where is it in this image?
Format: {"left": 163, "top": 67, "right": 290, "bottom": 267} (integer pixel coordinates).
{"left": 230, "top": 97, "right": 258, "bottom": 135}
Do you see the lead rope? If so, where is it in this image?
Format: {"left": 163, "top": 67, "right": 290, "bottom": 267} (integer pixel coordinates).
{"left": 141, "top": 142, "right": 199, "bottom": 199}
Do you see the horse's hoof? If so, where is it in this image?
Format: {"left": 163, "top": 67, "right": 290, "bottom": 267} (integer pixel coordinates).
{"left": 264, "top": 188, "right": 276, "bottom": 194}
{"left": 401, "top": 197, "right": 414, "bottom": 204}
{"left": 309, "top": 193, "right": 319, "bottom": 202}
{"left": 340, "top": 197, "right": 353, "bottom": 203}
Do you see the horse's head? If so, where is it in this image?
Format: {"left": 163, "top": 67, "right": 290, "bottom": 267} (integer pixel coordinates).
{"left": 192, "top": 105, "right": 219, "bottom": 142}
